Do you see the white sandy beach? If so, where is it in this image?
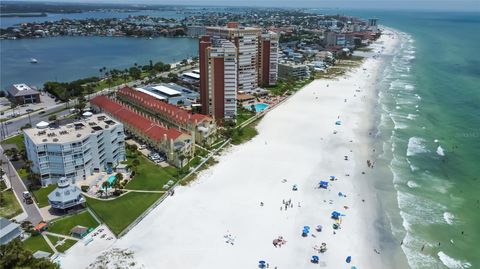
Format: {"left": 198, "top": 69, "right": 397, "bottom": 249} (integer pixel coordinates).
{"left": 60, "top": 29, "right": 400, "bottom": 269}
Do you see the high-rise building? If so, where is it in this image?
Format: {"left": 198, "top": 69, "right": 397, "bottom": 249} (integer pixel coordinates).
{"left": 199, "top": 22, "right": 279, "bottom": 121}
{"left": 259, "top": 32, "right": 279, "bottom": 86}
{"left": 199, "top": 36, "right": 238, "bottom": 121}
{"left": 23, "top": 114, "right": 126, "bottom": 186}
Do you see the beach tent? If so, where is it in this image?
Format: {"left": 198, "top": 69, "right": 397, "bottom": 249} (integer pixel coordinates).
{"left": 335, "top": 120, "right": 342, "bottom": 125}
{"left": 346, "top": 256, "right": 352, "bottom": 263}
{"left": 331, "top": 211, "right": 341, "bottom": 219}
{"left": 319, "top": 181, "right": 329, "bottom": 189}
{"left": 330, "top": 176, "right": 336, "bottom": 181}
{"left": 311, "top": 256, "right": 319, "bottom": 263}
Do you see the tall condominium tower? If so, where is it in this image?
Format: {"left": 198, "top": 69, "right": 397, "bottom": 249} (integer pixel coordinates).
{"left": 199, "top": 36, "right": 238, "bottom": 121}
{"left": 199, "top": 22, "right": 279, "bottom": 121}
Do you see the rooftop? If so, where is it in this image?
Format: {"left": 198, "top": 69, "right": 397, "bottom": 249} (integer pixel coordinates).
{"left": 0, "top": 217, "right": 21, "bottom": 239}
{"left": 6, "top": 83, "right": 39, "bottom": 97}
{"left": 23, "top": 113, "right": 120, "bottom": 144}
{"left": 151, "top": 85, "right": 181, "bottom": 97}
{"left": 117, "top": 86, "right": 210, "bottom": 126}
{"left": 90, "top": 95, "right": 185, "bottom": 141}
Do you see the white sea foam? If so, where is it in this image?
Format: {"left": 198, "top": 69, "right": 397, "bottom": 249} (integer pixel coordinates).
{"left": 406, "top": 137, "right": 428, "bottom": 156}
{"left": 443, "top": 212, "right": 455, "bottom": 225}
{"left": 407, "top": 180, "right": 420, "bottom": 188}
{"left": 437, "top": 145, "right": 445, "bottom": 156}
{"left": 434, "top": 139, "right": 439, "bottom": 143}
{"left": 401, "top": 232, "right": 443, "bottom": 269}
{"left": 405, "top": 84, "right": 414, "bottom": 90}
{"left": 438, "top": 251, "right": 471, "bottom": 269}
{"left": 407, "top": 114, "right": 417, "bottom": 120}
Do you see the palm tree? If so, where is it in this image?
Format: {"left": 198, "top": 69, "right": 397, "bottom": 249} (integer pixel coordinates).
{"left": 101, "top": 181, "right": 110, "bottom": 198}
{"left": 131, "top": 159, "right": 140, "bottom": 171}
{"left": 113, "top": 173, "right": 123, "bottom": 192}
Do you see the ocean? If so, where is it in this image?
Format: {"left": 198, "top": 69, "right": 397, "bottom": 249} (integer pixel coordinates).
{"left": 1, "top": 8, "right": 478, "bottom": 268}
{"left": 327, "top": 10, "right": 480, "bottom": 269}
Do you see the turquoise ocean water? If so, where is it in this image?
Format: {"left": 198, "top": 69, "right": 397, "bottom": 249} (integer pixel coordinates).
{"left": 0, "top": 8, "right": 478, "bottom": 268}
{"left": 314, "top": 10, "right": 480, "bottom": 268}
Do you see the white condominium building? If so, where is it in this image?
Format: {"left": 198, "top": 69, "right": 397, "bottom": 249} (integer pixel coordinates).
{"left": 23, "top": 113, "right": 126, "bottom": 186}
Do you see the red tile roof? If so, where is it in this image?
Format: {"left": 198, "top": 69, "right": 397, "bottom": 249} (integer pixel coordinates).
{"left": 90, "top": 96, "right": 184, "bottom": 141}
{"left": 117, "top": 86, "right": 211, "bottom": 126}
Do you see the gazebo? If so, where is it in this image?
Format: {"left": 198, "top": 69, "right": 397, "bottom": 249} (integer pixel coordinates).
{"left": 48, "top": 177, "right": 85, "bottom": 211}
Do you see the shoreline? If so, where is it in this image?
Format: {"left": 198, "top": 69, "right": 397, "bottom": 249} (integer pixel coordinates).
{"left": 60, "top": 28, "right": 408, "bottom": 269}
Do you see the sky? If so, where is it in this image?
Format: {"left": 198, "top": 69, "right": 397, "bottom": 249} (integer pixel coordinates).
{"left": 5, "top": 0, "right": 480, "bottom": 11}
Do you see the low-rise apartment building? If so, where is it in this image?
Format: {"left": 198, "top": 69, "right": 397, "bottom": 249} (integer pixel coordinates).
{"left": 90, "top": 96, "right": 193, "bottom": 167}
{"left": 278, "top": 62, "right": 311, "bottom": 80}
{"left": 23, "top": 114, "right": 126, "bottom": 186}
{"left": 116, "top": 86, "right": 217, "bottom": 146}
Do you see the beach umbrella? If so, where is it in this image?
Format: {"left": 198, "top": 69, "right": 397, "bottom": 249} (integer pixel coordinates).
{"left": 346, "top": 256, "right": 352, "bottom": 263}
{"left": 258, "top": 261, "right": 266, "bottom": 268}
{"left": 303, "top": 226, "right": 310, "bottom": 230}
{"left": 311, "top": 255, "right": 319, "bottom": 263}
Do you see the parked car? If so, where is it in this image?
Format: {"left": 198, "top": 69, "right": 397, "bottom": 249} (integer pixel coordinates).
{"left": 26, "top": 109, "right": 34, "bottom": 112}
{"left": 39, "top": 111, "right": 46, "bottom": 115}
{"left": 139, "top": 144, "right": 147, "bottom": 150}
{"left": 22, "top": 191, "right": 33, "bottom": 204}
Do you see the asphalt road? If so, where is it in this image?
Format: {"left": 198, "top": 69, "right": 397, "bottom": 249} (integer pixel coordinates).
{"left": 1, "top": 146, "right": 43, "bottom": 225}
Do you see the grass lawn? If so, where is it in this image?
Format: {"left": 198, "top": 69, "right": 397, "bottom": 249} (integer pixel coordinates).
{"left": 236, "top": 107, "right": 255, "bottom": 126}
{"left": 46, "top": 234, "right": 61, "bottom": 245}
{"left": 125, "top": 151, "right": 177, "bottom": 190}
{"left": 46, "top": 234, "right": 77, "bottom": 253}
{"left": 231, "top": 119, "right": 260, "bottom": 145}
{"left": 55, "top": 239, "right": 77, "bottom": 253}
{"left": 86, "top": 192, "right": 162, "bottom": 235}
{"left": 48, "top": 211, "right": 99, "bottom": 236}
{"left": 1, "top": 134, "right": 24, "bottom": 150}
{"left": 22, "top": 235, "right": 53, "bottom": 255}
{"left": 31, "top": 185, "right": 56, "bottom": 208}
{"left": 0, "top": 190, "right": 23, "bottom": 219}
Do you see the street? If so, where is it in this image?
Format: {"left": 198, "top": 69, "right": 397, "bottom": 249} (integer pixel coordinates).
{"left": 0, "top": 146, "right": 43, "bottom": 225}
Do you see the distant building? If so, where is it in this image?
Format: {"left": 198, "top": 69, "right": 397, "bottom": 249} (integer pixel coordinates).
{"left": 90, "top": 96, "right": 193, "bottom": 167}
{"left": 0, "top": 217, "right": 22, "bottom": 245}
{"left": 186, "top": 25, "right": 206, "bottom": 37}
{"left": 278, "top": 62, "right": 310, "bottom": 80}
{"left": 5, "top": 84, "right": 40, "bottom": 104}
{"left": 47, "top": 177, "right": 86, "bottom": 211}
{"left": 23, "top": 114, "right": 126, "bottom": 186}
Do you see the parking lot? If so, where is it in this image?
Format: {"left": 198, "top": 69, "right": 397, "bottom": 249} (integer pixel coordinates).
{"left": 125, "top": 139, "right": 169, "bottom": 167}
{"left": 0, "top": 92, "right": 58, "bottom": 120}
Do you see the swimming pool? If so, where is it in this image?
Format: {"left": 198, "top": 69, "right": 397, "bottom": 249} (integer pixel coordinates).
{"left": 107, "top": 175, "right": 116, "bottom": 184}
{"left": 245, "top": 103, "right": 269, "bottom": 112}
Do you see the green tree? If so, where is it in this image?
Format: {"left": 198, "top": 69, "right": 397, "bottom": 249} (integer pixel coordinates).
{"left": 0, "top": 238, "right": 59, "bottom": 269}
{"left": 128, "top": 67, "right": 141, "bottom": 80}
{"left": 101, "top": 181, "right": 110, "bottom": 198}
{"left": 113, "top": 173, "right": 123, "bottom": 192}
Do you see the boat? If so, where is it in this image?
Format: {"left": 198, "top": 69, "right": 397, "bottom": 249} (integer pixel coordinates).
{"left": 30, "top": 58, "right": 38, "bottom": 64}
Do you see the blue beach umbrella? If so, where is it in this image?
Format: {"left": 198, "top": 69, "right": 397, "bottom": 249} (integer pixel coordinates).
{"left": 346, "top": 256, "right": 352, "bottom": 263}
